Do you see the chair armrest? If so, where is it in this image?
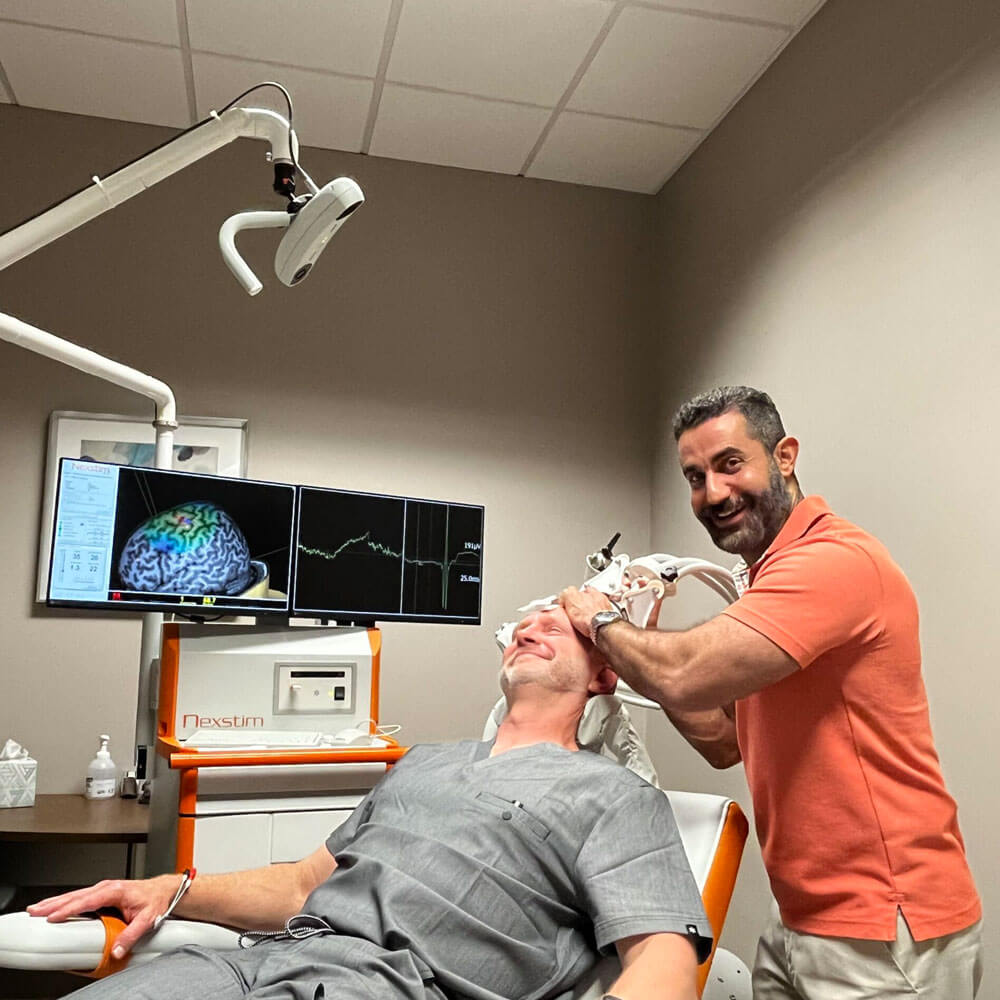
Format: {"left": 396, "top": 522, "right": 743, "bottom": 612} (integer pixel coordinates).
{"left": 0, "top": 911, "right": 242, "bottom": 978}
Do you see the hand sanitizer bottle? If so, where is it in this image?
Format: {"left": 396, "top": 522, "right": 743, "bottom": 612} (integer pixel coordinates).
{"left": 85, "top": 734, "right": 117, "bottom": 800}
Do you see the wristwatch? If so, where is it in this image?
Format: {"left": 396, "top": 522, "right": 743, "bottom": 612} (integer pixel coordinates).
{"left": 589, "top": 608, "right": 624, "bottom": 645}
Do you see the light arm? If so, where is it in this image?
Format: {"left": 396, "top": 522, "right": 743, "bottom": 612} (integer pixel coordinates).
{"left": 0, "top": 107, "right": 295, "bottom": 271}
{"left": 0, "top": 105, "right": 304, "bottom": 392}
{"left": 0, "top": 93, "right": 361, "bottom": 770}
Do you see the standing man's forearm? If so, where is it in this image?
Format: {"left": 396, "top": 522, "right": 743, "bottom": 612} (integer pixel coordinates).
{"left": 659, "top": 701, "right": 740, "bottom": 769}
{"left": 557, "top": 587, "right": 758, "bottom": 767}
{"left": 597, "top": 617, "right": 740, "bottom": 765}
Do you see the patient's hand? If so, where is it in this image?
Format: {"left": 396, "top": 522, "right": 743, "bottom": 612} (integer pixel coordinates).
{"left": 27, "top": 875, "right": 182, "bottom": 958}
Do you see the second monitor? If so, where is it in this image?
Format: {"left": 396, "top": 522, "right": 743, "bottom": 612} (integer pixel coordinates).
{"left": 293, "top": 486, "right": 484, "bottom": 625}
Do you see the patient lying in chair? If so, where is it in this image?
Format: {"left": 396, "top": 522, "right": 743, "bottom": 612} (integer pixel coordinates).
{"left": 27, "top": 606, "right": 711, "bottom": 1000}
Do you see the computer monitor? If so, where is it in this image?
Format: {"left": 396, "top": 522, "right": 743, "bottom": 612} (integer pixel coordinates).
{"left": 292, "top": 486, "right": 484, "bottom": 625}
{"left": 47, "top": 459, "right": 295, "bottom": 615}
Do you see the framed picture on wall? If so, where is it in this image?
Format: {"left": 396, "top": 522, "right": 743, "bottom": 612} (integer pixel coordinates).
{"left": 35, "top": 410, "right": 249, "bottom": 602}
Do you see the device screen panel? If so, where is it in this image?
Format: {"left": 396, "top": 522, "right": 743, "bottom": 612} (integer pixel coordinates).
{"left": 293, "top": 486, "right": 484, "bottom": 624}
{"left": 47, "top": 459, "right": 295, "bottom": 615}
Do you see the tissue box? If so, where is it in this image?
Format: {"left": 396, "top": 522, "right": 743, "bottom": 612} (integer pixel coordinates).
{"left": 0, "top": 755, "right": 37, "bottom": 808}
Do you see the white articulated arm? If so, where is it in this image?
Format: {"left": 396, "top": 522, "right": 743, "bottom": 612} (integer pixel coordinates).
{"left": 219, "top": 210, "right": 292, "bottom": 296}
{"left": 0, "top": 108, "right": 294, "bottom": 272}
{"left": 0, "top": 313, "right": 177, "bottom": 429}
{"left": 0, "top": 87, "right": 364, "bottom": 768}
{"left": 0, "top": 106, "right": 299, "bottom": 433}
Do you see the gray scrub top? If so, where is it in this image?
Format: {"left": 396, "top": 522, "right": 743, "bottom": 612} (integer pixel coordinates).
{"left": 304, "top": 740, "right": 711, "bottom": 1000}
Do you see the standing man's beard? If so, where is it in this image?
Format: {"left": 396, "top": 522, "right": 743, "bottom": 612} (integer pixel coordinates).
{"left": 698, "top": 462, "right": 794, "bottom": 559}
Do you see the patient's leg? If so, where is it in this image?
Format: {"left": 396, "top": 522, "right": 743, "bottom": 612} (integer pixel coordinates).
{"left": 66, "top": 946, "right": 249, "bottom": 1000}
{"left": 64, "top": 936, "right": 447, "bottom": 1000}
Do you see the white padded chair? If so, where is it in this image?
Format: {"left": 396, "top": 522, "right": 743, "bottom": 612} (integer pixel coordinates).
{"left": 0, "top": 790, "right": 746, "bottom": 997}
{"left": 0, "top": 699, "right": 749, "bottom": 998}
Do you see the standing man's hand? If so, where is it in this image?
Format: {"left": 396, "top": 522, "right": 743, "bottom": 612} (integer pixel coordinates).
{"left": 558, "top": 586, "right": 615, "bottom": 640}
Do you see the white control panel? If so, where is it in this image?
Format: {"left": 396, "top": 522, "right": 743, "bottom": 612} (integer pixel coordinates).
{"left": 274, "top": 661, "right": 355, "bottom": 715}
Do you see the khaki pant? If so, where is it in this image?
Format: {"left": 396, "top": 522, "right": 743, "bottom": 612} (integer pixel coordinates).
{"left": 752, "top": 903, "right": 983, "bottom": 999}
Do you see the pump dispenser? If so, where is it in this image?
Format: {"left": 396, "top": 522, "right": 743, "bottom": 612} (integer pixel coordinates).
{"left": 85, "top": 734, "right": 117, "bottom": 800}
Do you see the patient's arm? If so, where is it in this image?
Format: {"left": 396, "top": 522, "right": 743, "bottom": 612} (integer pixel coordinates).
{"left": 27, "top": 844, "right": 336, "bottom": 959}
{"left": 660, "top": 702, "right": 741, "bottom": 769}
{"left": 610, "top": 932, "right": 699, "bottom": 1000}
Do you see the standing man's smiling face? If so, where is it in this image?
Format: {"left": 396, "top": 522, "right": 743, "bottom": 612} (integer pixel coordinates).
{"left": 678, "top": 409, "right": 797, "bottom": 564}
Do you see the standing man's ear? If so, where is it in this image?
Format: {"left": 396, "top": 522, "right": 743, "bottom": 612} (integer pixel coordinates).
{"left": 773, "top": 436, "right": 799, "bottom": 478}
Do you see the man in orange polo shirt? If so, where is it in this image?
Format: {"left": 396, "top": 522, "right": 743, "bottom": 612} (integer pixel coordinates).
{"left": 559, "top": 386, "right": 981, "bottom": 999}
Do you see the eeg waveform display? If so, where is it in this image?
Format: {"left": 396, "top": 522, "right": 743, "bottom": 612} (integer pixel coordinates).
{"left": 293, "top": 486, "right": 484, "bottom": 624}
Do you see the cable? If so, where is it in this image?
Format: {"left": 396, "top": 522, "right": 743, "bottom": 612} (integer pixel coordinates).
{"left": 214, "top": 81, "right": 301, "bottom": 193}
{"left": 216, "top": 80, "right": 292, "bottom": 121}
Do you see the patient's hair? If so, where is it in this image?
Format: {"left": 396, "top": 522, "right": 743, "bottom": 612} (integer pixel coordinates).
{"left": 672, "top": 385, "right": 786, "bottom": 452}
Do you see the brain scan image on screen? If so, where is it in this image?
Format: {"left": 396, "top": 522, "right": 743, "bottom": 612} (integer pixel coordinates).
{"left": 117, "top": 501, "right": 271, "bottom": 597}
{"left": 47, "top": 460, "right": 295, "bottom": 614}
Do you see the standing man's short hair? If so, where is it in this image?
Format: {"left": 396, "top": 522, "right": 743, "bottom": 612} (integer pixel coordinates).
{"left": 672, "top": 386, "right": 786, "bottom": 452}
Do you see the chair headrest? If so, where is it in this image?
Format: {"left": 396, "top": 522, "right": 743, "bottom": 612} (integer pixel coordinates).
{"left": 482, "top": 693, "right": 660, "bottom": 787}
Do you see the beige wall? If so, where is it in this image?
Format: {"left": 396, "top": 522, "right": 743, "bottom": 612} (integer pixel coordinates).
{"left": 0, "top": 105, "right": 655, "bottom": 801}
{"left": 649, "top": 0, "right": 999, "bottom": 975}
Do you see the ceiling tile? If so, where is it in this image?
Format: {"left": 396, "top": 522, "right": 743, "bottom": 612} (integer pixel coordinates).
{"left": 371, "top": 85, "right": 550, "bottom": 174}
{"left": 641, "top": 0, "right": 824, "bottom": 29}
{"left": 569, "top": 6, "right": 786, "bottom": 128}
{"left": 193, "top": 55, "right": 373, "bottom": 153}
{"left": 527, "top": 111, "right": 701, "bottom": 193}
{"left": 0, "top": 22, "right": 189, "bottom": 127}
{"left": 387, "top": 0, "right": 613, "bottom": 106}
{"left": 0, "top": 0, "right": 180, "bottom": 45}
{"left": 186, "top": 0, "right": 391, "bottom": 77}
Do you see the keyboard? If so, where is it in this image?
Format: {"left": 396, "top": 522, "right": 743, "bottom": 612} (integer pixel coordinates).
{"left": 185, "top": 729, "right": 324, "bottom": 748}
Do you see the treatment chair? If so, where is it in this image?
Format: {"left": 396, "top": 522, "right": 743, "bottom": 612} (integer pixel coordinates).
{"left": 0, "top": 699, "right": 749, "bottom": 999}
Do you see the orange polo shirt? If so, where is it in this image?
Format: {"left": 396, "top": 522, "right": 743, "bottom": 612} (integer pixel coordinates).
{"left": 722, "top": 496, "right": 980, "bottom": 940}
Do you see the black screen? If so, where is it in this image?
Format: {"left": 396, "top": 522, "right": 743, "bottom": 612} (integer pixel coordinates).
{"left": 293, "top": 486, "right": 484, "bottom": 624}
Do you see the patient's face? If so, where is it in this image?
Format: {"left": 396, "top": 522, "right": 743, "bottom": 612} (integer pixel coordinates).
{"left": 500, "top": 606, "right": 597, "bottom": 695}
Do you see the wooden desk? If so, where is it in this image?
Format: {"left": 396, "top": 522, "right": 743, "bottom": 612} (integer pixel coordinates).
{"left": 0, "top": 795, "right": 149, "bottom": 877}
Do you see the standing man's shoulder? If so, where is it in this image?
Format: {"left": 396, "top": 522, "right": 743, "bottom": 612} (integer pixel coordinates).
{"left": 771, "top": 501, "right": 912, "bottom": 593}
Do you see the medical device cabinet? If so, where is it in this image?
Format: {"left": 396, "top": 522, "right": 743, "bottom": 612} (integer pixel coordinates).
{"left": 147, "top": 623, "right": 405, "bottom": 875}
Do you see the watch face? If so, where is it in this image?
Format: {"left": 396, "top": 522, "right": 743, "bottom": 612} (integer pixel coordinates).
{"left": 594, "top": 610, "right": 621, "bottom": 625}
